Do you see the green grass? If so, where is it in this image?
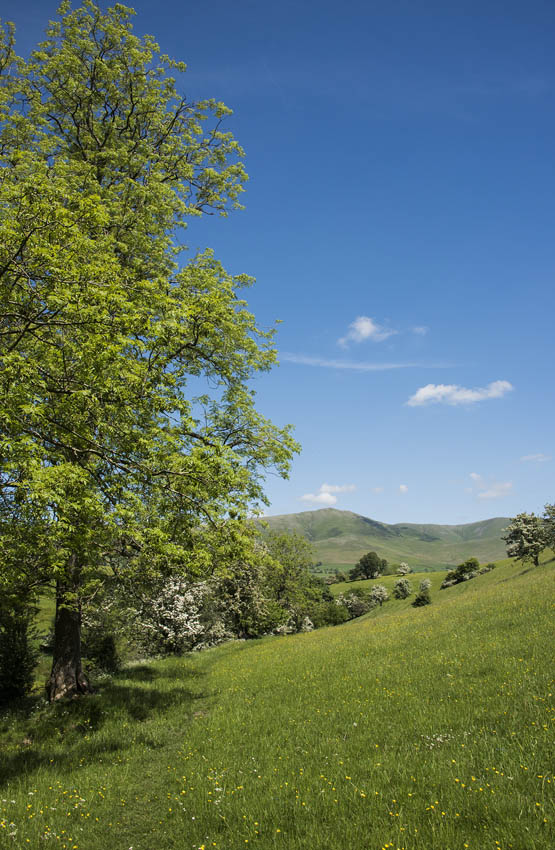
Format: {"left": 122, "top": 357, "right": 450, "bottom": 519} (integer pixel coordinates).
{"left": 1, "top": 555, "right": 553, "bottom": 849}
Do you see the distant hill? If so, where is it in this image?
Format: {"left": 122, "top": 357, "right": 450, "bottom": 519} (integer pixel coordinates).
{"left": 259, "top": 508, "right": 509, "bottom": 573}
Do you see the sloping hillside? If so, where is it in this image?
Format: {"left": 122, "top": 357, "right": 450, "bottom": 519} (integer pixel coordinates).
{"left": 260, "top": 508, "right": 509, "bottom": 571}
{"left": 2, "top": 554, "right": 552, "bottom": 850}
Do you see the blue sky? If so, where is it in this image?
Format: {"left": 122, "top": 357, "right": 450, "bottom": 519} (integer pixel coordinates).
{"left": 5, "top": 0, "right": 554, "bottom": 523}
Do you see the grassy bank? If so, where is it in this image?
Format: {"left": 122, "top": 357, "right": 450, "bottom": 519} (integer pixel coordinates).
{"left": 1, "top": 556, "right": 553, "bottom": 849}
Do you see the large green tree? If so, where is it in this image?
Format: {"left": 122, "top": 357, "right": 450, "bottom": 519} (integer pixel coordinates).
{"left": 0, "top": 2, "right": 298, "bottom": 699}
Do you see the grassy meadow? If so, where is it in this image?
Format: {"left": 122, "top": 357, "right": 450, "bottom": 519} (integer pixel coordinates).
{"left": 1, "top": 555, "right": 553, "bottom": 850}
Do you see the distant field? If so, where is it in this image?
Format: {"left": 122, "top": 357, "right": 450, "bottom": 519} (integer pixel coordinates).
{"left": 330, "top": 569, "right": 445, "bottom": 598}
{"left": 260, "top": 508, "right": 509, "bottom": 573}
{"left": 1, "top": 552, "right": 553, "bottom": 849}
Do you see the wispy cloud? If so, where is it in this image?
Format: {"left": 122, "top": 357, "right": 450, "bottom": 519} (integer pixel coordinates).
{"left": 412, "top": 325, "right": 429, "bottom": 336}
{"left": 300, "top": 482, "right": 356, "bottom": 507}
{"left": 338, "top": 315, "right": 397, "bottom": 347}
{"left": 520, "top": 453, "right": 551, "bottom": 463}
{"left": 372, "top": 486, "right": 384, "bottom": 494}
{"left": 469, "top": 472, "right": 482, "bottom": 481}
{"left": 407, "top": 380, "right": 513, "bottom": 406}
{"left": 399, "top": 484, "right": 409, "bottom": 494}
{"left": 281, "top": 353, "right": 425, "bottom": 371}
{"left": 477, "top": 481, "right": 513, "bottom": 501}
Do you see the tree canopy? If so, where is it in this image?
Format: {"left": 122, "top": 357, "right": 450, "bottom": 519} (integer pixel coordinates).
{"left": 349, "top": 551, "right": 387, "bottom": 581}
{"left": 0, "top": 2, "right": 299, "bottom": 699}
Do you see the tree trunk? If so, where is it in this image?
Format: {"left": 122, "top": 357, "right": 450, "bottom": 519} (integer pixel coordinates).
{"left": 46, "top": 571, "right": 91, "bottom": 701}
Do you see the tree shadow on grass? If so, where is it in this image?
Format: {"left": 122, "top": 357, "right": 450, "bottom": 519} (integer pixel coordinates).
{"left": 0, "top": 661, "right": 212, "bottom": 787}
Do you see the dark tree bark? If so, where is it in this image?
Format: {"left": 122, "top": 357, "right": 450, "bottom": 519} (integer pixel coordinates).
{"left": 46, "top": 569, "right": 91, "bottom": 701}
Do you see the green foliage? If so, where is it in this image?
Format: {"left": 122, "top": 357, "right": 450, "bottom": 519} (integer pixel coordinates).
{"left": 441, "top": 557, "right": 479, "bottom": 588}
{"left": 334, "top": 589, "right": 375, "bottom": 619}
{"left": 0, "top": 3, "right": 299, "bottom": 696}
{"left": 263, "top": 532, "right": 331, "bottom": 631}
{"left": 441, "top": 558, "right": 497, "bottom": 589}
{"left": 310, "top": 600, "right": 350, "bottom": 627}
{"left": 412, "top": 578, "right": 432, "bottom": 607}
{"left": 333, "top": 571, "right": 349, "bottom": 584}
{"left": 349, "top": 551, "right": 387, "bottom": 581}
{"left": 393, "top": 577, "right": 412, "bottom": 599}
{"left": 0, "top": 604, "right": 39, "bottom": 703}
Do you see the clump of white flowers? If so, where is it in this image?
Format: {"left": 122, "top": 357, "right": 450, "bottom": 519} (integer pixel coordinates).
{"left": 393, "top": 578, "right": 412, "bottom": 599}
{"left": 370, "top": 584, "right": 389, "bottom": 606}
{"left": 131, "top": 578, "right": 230, "bottom": 654}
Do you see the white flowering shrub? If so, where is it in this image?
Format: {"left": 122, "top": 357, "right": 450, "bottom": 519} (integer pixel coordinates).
{"left": 335, "top": 592, "right": 373, "bottom": 619}
{"left": 370, "top": 584, "right": 389, "bottom": 606}
{"left": 393, "top": 578, "right": 412, "bottom": 599}
{"left": 130, "top": 578, "right": 231, "bottom": 655}
{"left": 397, "top": 562, "right": 412, "bottom": 575}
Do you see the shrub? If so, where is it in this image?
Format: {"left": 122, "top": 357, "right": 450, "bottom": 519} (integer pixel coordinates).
{"left": 441, "top": 557, "right": 493, "bottom": 589}
{"left": 311, "top": 600, "right": 350, "bottom": 627}
{"left": 370, "top": 584, "right": 389, "bottom": 606}
{"left": 393, "top": 578, "right": 412, "bottom": 599}
{"left": 397, "top": 562, "right": 412, "bottom": 575}
{"left": 0, "top": 606, "right": 39, "bottom": 703}
{"left": 412, "top": 579, "right": 431, "bottom": 607}
{"left": 82, "top": 630, "right": 120, "bottom": 673}
{"left": 130, "top": 577, "right": 231, "bottom": 653}
{"left": 335, "top": 592, "right": 374, "bottom": 619}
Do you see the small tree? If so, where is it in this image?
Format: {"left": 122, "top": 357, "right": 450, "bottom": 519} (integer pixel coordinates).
{"left": 370, "top": 584, "right": 389, "bottom": 607}
{"left": 397, "top": 562, "right": 412, "bottom": 575}
{"left": 393, "top": 578, "right": 412, "bottom": 599}
{"left": 412, "top": 579, "right": 431, "bottom": 607}
{"left": 349, "top": 551, "right": 387, "bottom": 581}
{"left": 502, "top": 513, "right": 547, "bottom": 566}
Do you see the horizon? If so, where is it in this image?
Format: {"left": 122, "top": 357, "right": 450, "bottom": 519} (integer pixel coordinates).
{"left": 261, "top": 505, "right": 509, "bottom": 527}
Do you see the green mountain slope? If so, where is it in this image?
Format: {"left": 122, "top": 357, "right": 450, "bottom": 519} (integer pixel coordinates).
{"left": 260, "top": 508, "right": 509, "bottom": 571}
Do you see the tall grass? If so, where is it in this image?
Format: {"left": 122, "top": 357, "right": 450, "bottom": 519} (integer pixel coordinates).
{"left": 1, "top": 557, "right": 553, "bottom": 849}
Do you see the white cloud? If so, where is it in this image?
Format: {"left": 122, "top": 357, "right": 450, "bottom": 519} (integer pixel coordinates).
{"left": 300, "top": 491, "right": 337, "bottom": 506}
{"left": 469, "top": 472, "right": 482, "bottom": 481}
{"left": 280, "top": 353, "right": 421, "bottom": 371}
{"left": 399, "top": 484, "right": 408, "bottom": 494}
{"left": 412, "top": 325, "right": 429, "bottom": 336}
{"left": 520, "top": 453, "right": 551, "bottom": 463}
{"left": 372, "top": 486, "right": 384, "bottom": 494}
{"left": 320, "top": 483, "right": 356, "bottom": 494}
{"left": 338, "top": 315, "right": 396, "bottom": 347}
{"left": 407, "top": 380, "right": 513, "bottom": 407}
{"left": 300, "top": 483, "right": 356, "bottom": 506}
{"left": 477, "top": 481, "right": 513, "bottom": 500}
